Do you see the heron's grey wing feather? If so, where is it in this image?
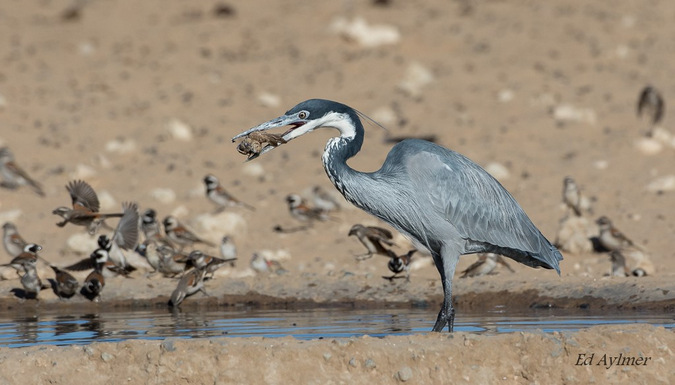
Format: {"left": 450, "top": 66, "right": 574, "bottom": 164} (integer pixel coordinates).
{"left": 405, "top": 149, "right": 561, "bottom": 272}
{"left": 112, "top": 202, "right": 140, "bottom": 250}
{"left": 67, "top": 180, "right": 100, "bottom": 212}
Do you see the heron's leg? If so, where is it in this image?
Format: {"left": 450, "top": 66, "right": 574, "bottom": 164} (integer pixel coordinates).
{"left": 432, "top": 247, "right": 460, "bottom": 332}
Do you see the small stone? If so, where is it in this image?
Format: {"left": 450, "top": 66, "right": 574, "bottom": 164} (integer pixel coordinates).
{"left": 397, "top": 366, "right": 413, "bottom": 382}
{"left": 101, "top": 352, "right": 114, "bottom": 362}
{"left": 323, "top": 353, "right": 332, "bottom": 361}
{"left": 646, "top": 175, "right": 675, "bottom": 192}
{"left": 97, "top": 190, "right": 117, "bottom": 211}
{"left": 69, "top": 164, "right": 97, "bottom": 180}
{"left": 241, "top": 163, "right": 265, "bottom": 178}
{"left": 83, "top": 346, "right": 94, "bottom": 356}
{"left": 330, "top": 17, "right": 400, "bottom": 48}
{"left": 552, "top": 104, "right": 596, "bottom": 124}
{"left": 105, "top": 137, "right": 137, "bottom": 154}
{"left": 258, "top": 92, "right": 281, "bottom": 108}
{"left": 66, "top": 233, "right": 98, "bottom": 254}
{"left": 398, "top": 62, "right": 434, "bottom": 99}
{"left": 349, "top": 357, "right": 358, "bottom": 367}
{"left": 364, "top": 358, "right": 376, "bottom": 369}
{"left": 161, "top": 340, "right": 176, "bottom": 352}
{"left": 166, "top": 118, "right": 193, "bottom": 141}
{"left": 634, "top": 137, "right": 663, "bottom": 155}
{"left": 150, "top": 188, "right": 176, "bottom": 204}
{"left": 484, "top": 162, "right": 510, "bottom": 181}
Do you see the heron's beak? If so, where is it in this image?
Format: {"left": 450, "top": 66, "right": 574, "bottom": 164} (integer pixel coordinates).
{"left": 232, "top": 114, "right": 306, "bottom": 142}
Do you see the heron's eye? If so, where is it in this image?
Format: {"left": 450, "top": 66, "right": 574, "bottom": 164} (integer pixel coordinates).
{"left": 298, "top": 111, "right": 309, "bottom": 119}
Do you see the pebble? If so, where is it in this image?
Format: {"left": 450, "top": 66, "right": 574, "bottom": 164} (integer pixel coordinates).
{"left": 646, "top": 175, "right": 675, "bottom": 192}
{"left": 150, "top": 188, "right": 176, "bottom": 204}
{"left": 0, "top": 209, "right": 22, "bottom": 224}
{"left": 634, "top": 137, "right": 663, "bottom": 155}
{"left": 330, "top": 17, "right": 400, "bottom": 48}
{"left": 258, "top": 92, "right": 281, "bottom": 108}
{"left": 66, "top": 233, "right": 99, "bottom": 254}
{"left": 484, "top": 162, "right": 510, "bottom": 181}
{"left": 161, "top": 340, "right": 177, "bottom": 352}
{"left": 364, "top": 358, "right": 376, "bottom": 369}
{"left": 241, "top": 163, "right": 265, "bottom": 179}
{"left": 398, "top": 62, "right": 434, "bottom": 99}
{"left": 101, "top": 352, "right": 114, "bottom": 362}
{"left": 69, "top": 163, "right": 97, "bottom": 180}
{"left": 552, "top": 104, "right": 597, "bottom": 124}
{"left": 192, "top": 211, "right": 248, "bottom": 241}
{"left": 349, "top": 357, "right": 358, "bottom": 367}
{"left": 105, "top": 137, "right": 137, "bottom": 154}
{"left": 83, "top": 346, "right": 94, "bottom": 356}
{"left": 97, "top": 190, "right": 117, "bottom": 211}
{"left": 397, "top": 366, "right": 413, "bottom": 382}
{"left": 166, "top": 118, "right": 193, "bottom": 141}
{"left": 323, "top": 352, "right": 332, "bottom": 361}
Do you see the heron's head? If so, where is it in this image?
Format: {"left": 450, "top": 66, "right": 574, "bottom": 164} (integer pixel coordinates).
{"left": 232, "top": 99, "right": 360, "bottom": 158}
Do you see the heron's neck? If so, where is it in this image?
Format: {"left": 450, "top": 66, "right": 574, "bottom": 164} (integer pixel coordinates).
{"left": 321, "top": 119, "right": 367, "bottom": 205}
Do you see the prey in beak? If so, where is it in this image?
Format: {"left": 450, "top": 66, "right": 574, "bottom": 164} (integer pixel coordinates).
{"left": 232, "top": 110, "right": 311, "bottom": 161}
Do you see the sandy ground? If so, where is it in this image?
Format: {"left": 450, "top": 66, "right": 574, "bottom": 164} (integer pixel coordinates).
{"left": 0, "top": 0, "right": 674, "bottom": 383}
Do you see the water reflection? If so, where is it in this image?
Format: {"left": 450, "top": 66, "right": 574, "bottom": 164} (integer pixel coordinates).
{"left": 0, "top": 307, "right": 672, "bottom": 348}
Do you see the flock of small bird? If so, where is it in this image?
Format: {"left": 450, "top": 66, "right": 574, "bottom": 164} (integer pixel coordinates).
{"left": 0, "top": 85, "right": 665, "bottom": 305}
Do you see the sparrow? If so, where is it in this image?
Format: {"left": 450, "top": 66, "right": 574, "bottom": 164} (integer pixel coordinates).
{"left": 562, "top": 176, "right": 591, "bottom": 217}
{"left": 168, "top": 267, "right": 208, "bottom": 307}
{"left": 82, "top": 249, "right": 107, "bottom": 302}
{"left": 52, "top": 180, "right": 124, "bottom": 234}
{"left": 460, "top": 253, "right": 515, "bottom": 278}
{"left": 609, "top": 251, "right": 629, "bottom": 277}
{"left": 65, "top": 247, "right": 135, "bottom": 278}
{"left": 311, "top": 185, "right": 341, "bottom": 212}
{"left": 49, "top": 265, "right": 79, "bottom": 298}
{"left": 383, "top": 249, "right": 416, "bottom": 281}
{"left": 348, "top": 224, "right": 396, "bottom": 260}
{"left": 250, "top": 253, "right": 287, "bottom": 275}
{"left": 1, "top": 243, "right": 42, "bottom": 276}
{"left": 596, "top": 216, "right": 641, "bottom": 252}
{"left": 637, "top": 85, "right": 665, "bottom": 133}
{"left": 156, "top": 243, "right": 192, "bottom": 277}
{"left": 163, "top": 216, "right": 215, "bottom": 251}
{"left": 188, "top": 250, "right": 235, "bottom": 277}
{"left": 19, "top": 259, "right": 43, "bottom": 300}
{"left": 141, "top": 208, "right": 162, "bottom": 241}
{"left": 219, "top": 236, "right": 237, "bottom": 267}
{"left": 2, "top": 222, "right": 28, "bottom": 258}
{"left": 0, "top": 146, "right": 45, "bottom": 197}
{"left": 274, "top": 194, "right": 331, "bottom": 233}
{"left": 97, "top": 202, "right": 140, "bottom": 269}
{"left": 203, "top": 174, "right": 255, "bottom": 212}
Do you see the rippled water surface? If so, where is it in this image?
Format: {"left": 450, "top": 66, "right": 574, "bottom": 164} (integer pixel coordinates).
{"left": 1, "top": 306, "right": 672, "bottom": 348}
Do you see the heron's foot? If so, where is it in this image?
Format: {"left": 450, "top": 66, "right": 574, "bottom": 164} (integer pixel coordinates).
{"left": 432, "top": 304, "right": 455, "bottom": 333}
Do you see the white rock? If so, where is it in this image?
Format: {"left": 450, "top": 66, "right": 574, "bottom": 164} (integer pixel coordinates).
{"left": 166, "top": 118, "right": 193, "bottom": 141}
{"left": 170, "top": 205, "right": 189, "bottom": 218}
{"left": 257, "top": 249, "right": 291, "bottom": 261}
{"left": 646, "top": 175, "right": 675, "bottom": 192}
{"left": 615, "top": 44, "right": 629, "bottom": 59}
{"left": 593, "top": 160, "right": 609, "bottom": 170}
{"left": 150, "top": 188, "right": 176, "bottom": 204}
{"left": 398, "top": 62, "right": 435, "bottom": 98}
{"left": 652, "top": 127, "right": 675, "bottom": 149}
{"left": 78, "top": 41, "right": 96, "bottom": 56}
{"left": 634, "top": 137, "right": 663, "bottom": 155}
{"left": 484, "top": 162, "right": 510, "bottom": 181}
{"left": 192, "top": 211, "right": 248, "bottom": 244}
{"left": 105, "top": 137, "right": 137, "bottom": 154}
{"left": 97, "top": 190, "right": 117, "bottom": 211}
{"left": 241, "top": 163, "right": 265, "bottom": 178}
{"left": 330, "top": 17, "right": 400, "bottom": 48}
{"left": 497, "top": 89, "right": 515, "bottom": 103}
{"left": 554, "top": 216, "right": 595, "bottom": 255}
{"left": 409, "top": 255, "right": 432, "bottom": 272}
{"left": 0, "top": 92, "right": 6, "bottom": 109}
{"left": 258, "top": 92, "right": 281, "bottom": 108}
{"left": 552, "top": 104, "right": 597, "bottom": 124}
{"left": 369, "top": 106, "right": 397, "bottom": 126}
{"left": 0, "top": 209, "right": 22, "bottom": 224}
{"left": 66, "top": 233, "right": 98, "bottom": 254}
{"left": 69, "top": 164, "right": 97, "bottom": 180}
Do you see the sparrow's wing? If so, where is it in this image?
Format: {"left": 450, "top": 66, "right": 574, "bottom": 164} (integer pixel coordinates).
{"left": 367, "top": 227, "right": 396, "bottom": 246}
{"left": 64, "top": 257, "right": 95, "bottom": 271}
{"left": 4, "top": 161, "right": 45, "bottom": 197}
{"left": 67, "top": 180, "right": 100, "bottom": 212}
{"left": 112, "top": 202, "right": 140, "bottom": 250}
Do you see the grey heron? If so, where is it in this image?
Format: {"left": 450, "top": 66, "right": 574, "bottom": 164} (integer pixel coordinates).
{"left": 232, "top": 99, "right": 563, "bottom": 332}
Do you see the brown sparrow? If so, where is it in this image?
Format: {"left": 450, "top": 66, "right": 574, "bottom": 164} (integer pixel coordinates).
{"left": 562, "top": 177, "right": 591, "bottom": 217}
{"left": 274, "top": 194, "right": 331, "bottom": 233}
{"left": 82, "top": 249, "right": 107, "bottom": 302}
{"left": 49, "top": 265, "right": 79, "bottom": 298}
{"left": 311, "top": 185, "right": 341, "bottom": 212}
{"left": 156, "top": 243, "right": 192, "bottom": 277}
{"left": 348, "top": 224, "right": 396, "bottom": 260}
{"left": 169, "top": 267, "right": 208, "bottom": 307}
{"left": 0, "top": 146, "right": 45, "bottom": 197}
{"left": 460, "top": 253, "right": 515, "bottom": 278}
{"left": 637, "top": 85, "right": 664, "bottom": 135}
{"left": 97, "top": 202, "right": 140, "bottom": 269}
{"left": 2, "top": 222, "right": 28, "bottom": 258}
{"left": 609, "top": 251, "right": 629, "bottom": 277}
{"left": 52, "top": 180, "right": 124, "bottom": 234}
{"left": 163, "top": 216, "right": 215, "bottom": 251}
{"left": 141, "top": 208, "right": 163, "bottom": 241}
{"left": 188, "top": 250, "right": 235, "bottom": 277}
{"left": 203, "top": 174, "right": 255, "bottom": 212}
{"left": 2, "top": 243, "right": 42, "bottom": 276}
{"left": 65, "top": 247, "right": 135, "bottom": 278}
{"left": 383, "top": 249, "right": 416, "bottom": 281}
{"left": 250, "top": 253, "right": 287, "bottom": 275}
{"left": 596, "top": 216, "right": 640, "bottom": 252}
{"left": 19, "top": 259, "right": 44, "bottom": 300}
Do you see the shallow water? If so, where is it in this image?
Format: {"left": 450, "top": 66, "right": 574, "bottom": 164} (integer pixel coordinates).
{"left": 1, "top": 306, "right": 672, "bottom": 348}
